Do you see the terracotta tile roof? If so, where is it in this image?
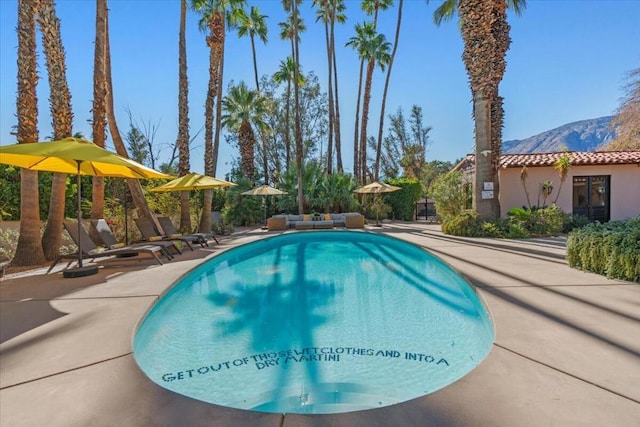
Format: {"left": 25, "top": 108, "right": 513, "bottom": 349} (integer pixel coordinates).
{"left": 455, "top": 151, "right": 640, "bottom": 170}
{"left": 500, "top": 151, "right": 640, "bottom": 168}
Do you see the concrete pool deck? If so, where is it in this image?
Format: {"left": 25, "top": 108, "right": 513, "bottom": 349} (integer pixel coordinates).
{"left": 1, "top": 223, "right": 638, "bottom": 426}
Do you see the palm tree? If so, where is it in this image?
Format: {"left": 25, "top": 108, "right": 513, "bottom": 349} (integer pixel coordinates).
{"left": 374, "top": 0, "right": 403, "bottom": 181}
{"left": 235, "top": 5, "right": 269, "bottom": 185}
{"left": 177, "top": 0, "right": 191, "bottom": 232}
{"left": 330, "top": 1, "right": 347, "bottom": 173}
{"left": 37, "top": 0, "right": 74, "bottom": 261}
{"left": 280, "top": 0, "right": 306, "bottom": 213}
{"left": 221, "top": 81, "right": 269, "bottom": 179}
{"left": 235, "top": 6, "right": 268, "bottom": 91}
{"left": 103, "top": 1, "right": 156, "bottom": 224}
{"left": 347, "top": 22, "right": 390, "bottom": 183}
{"left": 313, "top": 0, "right": 345, "bottom": 175}
{"left": 12, "top": 0, "right": 46, "bottom": 267}
{"left": 192, "top": 0, "right": 246, "bottom": 174}
{"left": 192, "top": 0, "right": 244, "bottom": 232}
{"left": 431, "top": 0, "right": 526, "bottom": 218}
{"left": 273, "top": 56, "right": 305, "bottom": 171}
{"left": 91, "top": 0, "right": 107, "bottom": 240}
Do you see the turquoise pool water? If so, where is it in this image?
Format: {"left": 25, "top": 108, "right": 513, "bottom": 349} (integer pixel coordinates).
{"left": 133, "top": 231, "right": 494, "bottom": 414}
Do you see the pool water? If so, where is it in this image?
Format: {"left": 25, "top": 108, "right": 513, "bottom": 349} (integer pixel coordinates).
{"left": 133, "top": 231, "right": 494, "bottom": 414}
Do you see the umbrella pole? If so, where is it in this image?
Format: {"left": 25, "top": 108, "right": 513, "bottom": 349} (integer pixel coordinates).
{"left": 263, "top": 197, "right": 267, "bottom": 229}
{"left": 76, "top": 166, "right": 83, "bottom": 268}
{"left": 64, "top": 162, "right": 98, "bottom": 278}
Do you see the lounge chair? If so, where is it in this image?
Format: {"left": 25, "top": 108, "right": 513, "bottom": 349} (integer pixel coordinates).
{"left": 157, "top": 216, "right": 219, "bottom": 245}
{"left": 90, "top": 219, "right": 181, "bottom": 260}
{"left": 134, "top": 217, "right": 199, "bottom": 251}
{"left": 47, "top": 220, "right": 165, "bottom": 274}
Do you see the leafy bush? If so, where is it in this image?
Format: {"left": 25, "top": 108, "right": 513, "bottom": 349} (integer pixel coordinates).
{"left": 442, "top": 211, "right": 481, "bottom": 236}
{"left": 561, "top": 213, "right": 591, "bottom": 233}
{"left": 443, "top": 205, "right": 564, "bottom": 239}
{"left": 431, "top": 171, "right": 469, "bottom": 221}
{"left": 567, "top": 216, "right": 640, "bottom": 282}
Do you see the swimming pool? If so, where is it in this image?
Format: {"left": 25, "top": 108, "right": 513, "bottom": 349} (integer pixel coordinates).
{"left": 133, "top": 231, "right": 494, "bottom": 414}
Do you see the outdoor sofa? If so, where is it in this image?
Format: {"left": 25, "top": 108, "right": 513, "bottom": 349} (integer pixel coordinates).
{"left": 267, "top": 213, "right": 365, "bottom": 231}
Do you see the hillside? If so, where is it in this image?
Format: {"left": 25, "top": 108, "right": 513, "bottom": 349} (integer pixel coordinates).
{"left": 503, "top": 116, "right": 616, "bottom": 154}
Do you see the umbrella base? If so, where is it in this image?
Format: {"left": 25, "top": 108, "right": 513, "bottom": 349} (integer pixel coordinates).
{"left": 63, "top": 265, "right": 99, "bottom": 278}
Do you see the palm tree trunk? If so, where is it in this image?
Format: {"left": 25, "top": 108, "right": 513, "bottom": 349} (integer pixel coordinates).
{"left": 284, "top": 79, "right": 291, "bottom": 169}
{"left": 104, "top": 6, "right": 155, "bottom": 226}
{"left": 250, "top": 34, "right": 260, "bottom": 91}
{"left": 359, "top": 57, "right": 375, "bottom": 183}
{"left": 212, "top": 38, "right": 225, "bottom": 175}
{"left": 473, "top": 94, "right": 493, "bottom": 218}
{"left": 331, "top": 21, "right": 343, "bottom": 173}
{"left": 177, "top": 0, "right": 190, "bottom": 233}
{"left": 292, "top": 0, "right": 304, "bottom": 214}
{"left": 353, "top": 59, "right": 365, "bottom": 182}
{"left": 90, "top": 0, "right": 107, "bottom": 236}
{"left": 375, "top": 0, "right": 403, "bottom": 181}
{"left": 12, "top": 0, "right": 46, "bottom": 267}
{"left": 323, "top": 15, "right": 334, "bottom": 175}
{"left": 38, "top": 0, "right": 74, "bottom": 260}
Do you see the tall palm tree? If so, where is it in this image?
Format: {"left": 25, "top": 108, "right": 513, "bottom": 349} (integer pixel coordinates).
{"left": 192, "top": 0, "right": 244, "bottom": 232}
{"left": 280, "top": 0, "right": 305, "bottom": 213}
{"left": 330, "top": 0, "right": 347, "bottom": 173}
{"left": 235, "top": 5, "right": 269, "bottom": 184}
{"left": 431, "top": 0, "right": 526, "bottom": 218}
{"left": 347, "top": 22, "right": 390, "bottom": 183}
{"left": 103, "top": 1, "right": 156, "bottom": 224}
{"left": 313, "top": 0, "right": 345, "bottom": 175}
{"left": 37, "top": 0, "right": 74, "bottom": 261}
{"left": 374, "top": 0, "right": 403, "bottom": 181}
{"left": 177, "top": 0, "right": 191, "bottom": 232}
{"left": 192, "top": 0, "right": 246, "bottom": 174}
{"left": 235, "top": 5, "right": 268, "bottom": 91}
{"left": 91, "top": 0, "right": 107, "bottom": 239}
{"left": 273, "top": 56, "right": 306, "bottom": 172}
{"left": 361, "top": 0, "right": 393, "bottom": 27}
{"left": 221, "top": 81, "right": 269, "bottom": 179}
{"left": 12, "top": 0, "right": 46, "bottom": 267}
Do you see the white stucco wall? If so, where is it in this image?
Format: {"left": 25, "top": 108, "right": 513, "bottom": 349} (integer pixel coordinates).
{"left": 499, "top": 164, "right": 640, "bottom": 221}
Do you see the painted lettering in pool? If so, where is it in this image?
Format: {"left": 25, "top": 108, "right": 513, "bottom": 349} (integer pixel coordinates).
{"left": 160, "top": 347, "right": 450, "bottom": 382}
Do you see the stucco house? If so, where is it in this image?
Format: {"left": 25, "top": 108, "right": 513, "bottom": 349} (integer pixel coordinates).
{"left": 454, "top": 151, "right": 640, "bottom": 222}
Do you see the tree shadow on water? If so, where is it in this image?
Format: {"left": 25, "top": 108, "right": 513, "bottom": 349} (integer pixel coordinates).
{"left": 205, "top": 240, "right": 342, "bottom": 405}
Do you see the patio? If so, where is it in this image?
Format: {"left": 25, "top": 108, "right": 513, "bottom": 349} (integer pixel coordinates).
{"left": 1, "top": 223, "right": 638, "bottom": 426}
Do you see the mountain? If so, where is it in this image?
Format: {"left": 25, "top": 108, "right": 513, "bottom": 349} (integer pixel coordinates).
{"left": 503, "top": 116, "right": 616, "bottom": 154}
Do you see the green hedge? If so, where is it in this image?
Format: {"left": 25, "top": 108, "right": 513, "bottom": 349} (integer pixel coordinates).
{"left": 385, "top": 178, "right": 422, "bottom": 221}
{"left": 566, "top": 216, "right": 640, "bottom": 282}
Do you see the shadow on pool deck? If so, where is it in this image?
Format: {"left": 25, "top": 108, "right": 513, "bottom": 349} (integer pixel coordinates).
{"left": 1, "top": 223, "right": 639, "bottom": 426}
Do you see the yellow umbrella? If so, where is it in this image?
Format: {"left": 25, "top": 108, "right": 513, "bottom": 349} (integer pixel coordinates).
{"left": 354, "top": 181, "right": 401, "bottom": 226}
{"left": 0, "top": 137, "right": 172, "bottom": 277}
{"left": 150, "top": 172, "right": 235, "bottom": 192}
{"left": 241, "top": 185, "right": 288, "bottom": 228}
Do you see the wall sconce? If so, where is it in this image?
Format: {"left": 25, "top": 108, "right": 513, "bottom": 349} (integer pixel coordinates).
{"left": 480, "top": 150, "right": 491, "bottom": 157}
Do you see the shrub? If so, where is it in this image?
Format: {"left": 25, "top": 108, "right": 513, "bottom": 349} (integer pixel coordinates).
{"left": 567, "top": 217, "right": 640, "bottom": 282}
{"left": 431, "top": 171, "right": 469, "bottom": 221}
{"left": 562, "top": 213, "right": 591, "bottom": 233}
{"left": 442, "top": 211, "right": 481, "bottom": 236}
{"left": 384, "top": 178, "right": 422, "bottom": 221}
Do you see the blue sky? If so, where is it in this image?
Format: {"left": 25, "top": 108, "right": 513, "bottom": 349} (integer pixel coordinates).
{"left": 1, "top": 0, "right": 639, "bottom": 177}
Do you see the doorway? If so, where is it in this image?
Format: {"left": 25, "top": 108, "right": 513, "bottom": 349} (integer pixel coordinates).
{"left": 572, "top": 175, "right": 610, "bottom": 222}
